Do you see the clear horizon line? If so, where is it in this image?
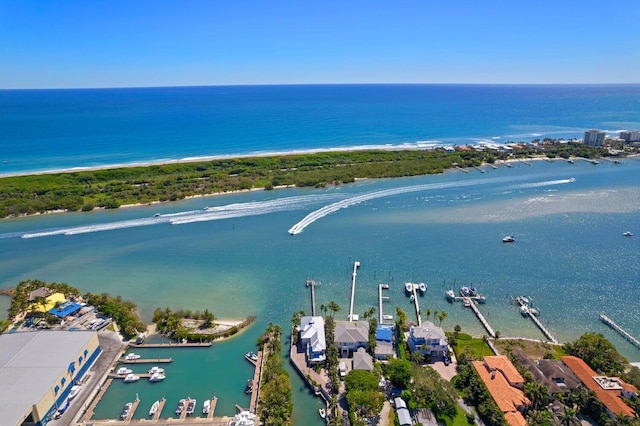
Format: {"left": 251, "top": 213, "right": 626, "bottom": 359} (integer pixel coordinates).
{"left": 2, "top": 82, "right": 640, "bottom": 91}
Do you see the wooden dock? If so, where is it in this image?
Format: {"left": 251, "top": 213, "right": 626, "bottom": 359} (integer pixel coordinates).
{"left": 307, "top": 279, "right": 317, "bottom": 316}
{"left": 465, "top": 298, "right": 495, "bottom": 338}
{"left": 83, "top": 378, "right": 113, "bottom": 422}
{"left": 152, "top": 397, "right": 166, "bottom": 420}
{"left": 514, "top": 297, "right": 558, "bottom": 343}
{"left": 122, "top": 396, "right": 140, "bottom": 422}
{"left": 129, "top": 341, "right": 211, "bottom": 348}
{"left": 108, "top": 372, "right": 154, "bottom": 379}
{"left": 121, "top": 357, "right": 173, "bottom": 364}
{"left": 348, "top": 261, "right": 360, "bottom": 321}
{"left": 600, "top": 314, "right": 640, "bottom": 349}
{"left": 249, "top": 350, "right": 263, "bottom": 413}
{"left": 412, "top": 286, "right": 422, "bottom": 327}
{"left": 207, "top": 396, "right": 218, "bottom": 419}
{"left": 245, "top": 353, "right": 258, "bottom": 366}
{"left": 378, "top": 283, "right": 390, "bottom": 323}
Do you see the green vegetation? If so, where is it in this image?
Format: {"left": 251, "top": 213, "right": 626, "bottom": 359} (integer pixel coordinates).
{"left": 0, "top": 142, "right": 609, "bottom": 218}
{"left": 7, "top": 279, "right": 81, "bottom": 319}
{"left": 258, "top": 323, "right": 293, "bottom": 426}
{"left": 84, "top": 292, "right": 147, "bottom": 339}
{"left": 563, "top": 332, "right": 627, "bottom": 377}
{"left": 152, "top": 307, "right": 254, "bottom": 342}
{"left": 450, "top": 333, "right": 494, "bottom": 359}
{"left": 344, "top": 369, "right": 385, "bottom": 426}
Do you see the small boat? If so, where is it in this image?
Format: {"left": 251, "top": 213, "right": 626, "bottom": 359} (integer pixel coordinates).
{"left": 202, "top": 399, "right": 211, "bottom": 415}
{"left": 116, "top": 367, "right": 133, "bottom": 375}
{"left": 245, "top": 379, "right": 253, "bottom": 394}
{"left": 245, "top": 351, "right": 258, "bottom": 361}
{"left": 120, "top": 402, "right": 133, "bottom": 420}
{"left": 148, "top": 366, "right": 165, "bottom": 374}
{"left": 502, "top": 235, "right": 515, "bottom": 243}
{"left": 520, "top": 305, "right": 531, "bottom": 317}
{"left": 229, "top": 410, "right": 257, "bottom": 426}
{"left": 319, "top": 408, "right": 326, "bottom": 419}
{"left": 567, "top": 159, "right": 574, "bottom": 164}
{"left": 149, "top": 400, "right": 160, "bottom": 416}
{"left": 124, "top": 353, "right": 140, "bottom": 360}
{"left": 123, "top": 373, "right": 140, "bottom": 383}
{"left": 68, "top": 385, "right": 81, "bottom": 400}
{"left": 149, "top": 372, "right": 166, "bottom": 382}
{"left": 175, "top": 399, "right": 186, "bottom": 415}
{"left": 153, "top": 213, "right": 161, "bottom": 217}
{"left": 418, "top": 282, "right": 427, "bottom": 293}
{"left": 381, "top": 283, "right": 389, "bottom": 289}
{"left": 475, "top": 295, "right": 487, "bottom": 304}
{"left": 409, "top": 294, "right": 415, "bottom": 303}
{"left": 186, "top": 399, "right": 196, "bottom": 415}
{"left": 404, "top": 282, "right": 414, "bottom": 293}
{"left": 383, "top": 314, "right": 393, "bottom": 320}
{"left": 445, "top": 289, "right": 456, "bottom": 302}
{"left": 623, "top": 231, "right": 633, "bottom": 237}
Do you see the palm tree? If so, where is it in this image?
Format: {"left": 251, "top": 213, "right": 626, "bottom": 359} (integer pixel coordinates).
{"left": 558, "top": 407, "right": 580, "bottom": 426}
{"left": 437, "top": 310, "right": 448, "bottom": 327}
{"left": 363, "top": 307, "right": 376, "bottom": 320}
{"left": 327, "top": 301, "right": 340, "bottom": 318}
{"left": 410, "top": 351, "right": 425, "bottom": 365}
{"left": 524, "top": 382, "right": 548, "bottom": 411}
{"left": 320, "top": 304, "right": 327, "bottom": 316}
{"left": 426, "top": 309, "right": 431, "bottom": 319}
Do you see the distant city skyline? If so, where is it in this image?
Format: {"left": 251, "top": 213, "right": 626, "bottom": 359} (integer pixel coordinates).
{"left": 1, "top": 0, "right": 639, "bottom": 89}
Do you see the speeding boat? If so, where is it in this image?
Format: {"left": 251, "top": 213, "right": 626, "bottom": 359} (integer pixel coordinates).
{"left": 149, "top": 400, "right": 160, "bottom": 416}
{"left": 502, "top": 235, "right": 515, "bottom": 243}
{"left": 116, "top": 367, "right": 133, "bottom": 375}
{"left": 123, "top": 373, "right": 140, "bottom": 383}
{"left": 149, "top": 372, "right": 166, "bottom": 382}
{"left": 148, "top": 366, "right": 165, "bottom": 374}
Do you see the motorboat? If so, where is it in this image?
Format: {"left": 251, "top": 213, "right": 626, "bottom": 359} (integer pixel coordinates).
{"left": 202, "top": 399, "right": 211, "bottom": 415}
{"left": 245, "top": 379, "right": 253, "bottom": 394}
{"left": 149, "top": 372, "right": 166, "bottom": 382}
{"left": 117, "top": 367, "right": 133, "bottom": 375}
{"left": 475, "top": 295, "right": 487, "bottom": 304}
{"left": 175, "top": 399, "right": 186, "bottom": 415}
{"left": 123, "top": 373, "right": 140, "bottom": 383}
{"left": 502, "top": 235, "right": 515, "bottom": 243}
{"left": 319, "top": 408, "right": 326, "bottom": 419}
{"left": 149, "top": 400, "right": 160, "bottom": 416}
{"left": 382, "top": 314, "right": 393, "bottom": 320}
{"left": 418, "top": 282, "right": 427, "bottom": 293}
{"left": 186, "top": 399, "right": 196, "bottom": 415}
{"left": 245, "top": 351, "right": 258, "bottom": 361}
{"left": 229, "top": 410, "right": 257, "bottom": 426}
{"left": 445, "top": 289, "right": 456, "bottom": 302}
{"left": 409, "top": 294, "right": 415, "bottom": 303}
{"left": 404, "top": 282, "right": 414, "bottom": 293}
{"left": 153, "top": 213, "right": 161, "bottom": 217}
{"left": 148, "top": 366, "right": 165, "bottom": 374}
{"left": 124, "top": 353, "right": 140, "bottom": 360}
{"left": 520, "top": 305, "right": 530, "bottom": 317}
{"left": 120, "top": 402, "right": 133, "bottom": 420}
{"left": 623, "top": 231, "right": 633, "bottom": 237}
{"left": 68, "top": 385, "right": 81, "bottom": 400}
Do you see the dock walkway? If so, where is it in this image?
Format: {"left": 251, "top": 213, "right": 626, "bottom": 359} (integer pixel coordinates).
{"left": 83, "top": 378, "right": 113, "bottom": 422}
{"left": 207, "top": 396, "right": 218, "bottom": 419}
{"left": 412, "top": 285, "right": 422, "bottom": 326}
{"left": 130, "top": 342, "right": 211, "bottom": 348}
{"left": 152, "top": 397, "right": 166, "bottom": 420}
{"left": 600, "top": 314, "right": 640, "bottom": 349}
{"left": 514, "top": 297, "right": 558, "bottom": 343}
{"left": 249, "top": 350, "right": 264, "bottom": 413}
{"left": 465, "top": 298, "right": 495, "bottom": 338}
{"left": 122, "top": 397, "right": 140, "bottom": 422}
{"left": 121, "top": 357, "right": 173, "bottom": 364}
{"left": 307, "top": 279, "right": 317, "bottom": 316}
{"left": 378, "top": 283, "right": 390, "bottom": 323}
{"left": 348, "top": 261, "right": 360, "bottom": 321}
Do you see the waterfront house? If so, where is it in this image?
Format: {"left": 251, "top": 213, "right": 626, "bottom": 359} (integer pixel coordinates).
{"left": 334, "top": 321, "right": 369, "bottom": 357}
{"left": 512, "top": 348, "right": 579, "bottom": 397}
{"left": 374, "top": 324, "right": 395, "bottom": 360}
{"left": 562, "top": 356, "right": 637, "bottom": 420}
{"left": 408, "top": 321, "right": 448, "bottom": 358}
{"left": 299, "top": 316, "right": 326, "bottom": 364}
{"left": 473, "top": 356, "right": 530, "bottom": 426}
{"left": 352, "top": 347, "right": 373, "bottom": 371}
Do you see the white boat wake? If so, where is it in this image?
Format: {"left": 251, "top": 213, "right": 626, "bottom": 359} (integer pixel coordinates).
{"left": 287, "top": 176, "right": 576, "bottom": 235}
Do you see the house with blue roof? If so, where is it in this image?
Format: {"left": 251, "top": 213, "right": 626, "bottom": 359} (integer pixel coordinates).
{"left": 374, "top": 324, "right": 395, "bottom": 360}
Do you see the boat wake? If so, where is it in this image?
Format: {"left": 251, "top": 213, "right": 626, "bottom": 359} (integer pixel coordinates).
{"left": 508, "top": 178, "right": 575, "bottom": 190}
{"left": 19, "top": 194, "right": 338, "bottom": 239}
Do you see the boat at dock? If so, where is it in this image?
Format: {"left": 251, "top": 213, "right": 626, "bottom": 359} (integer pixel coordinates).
{"left": 409, "top": 294, "right": 415, "bottom": 303}
{"left": 116, "top": 367, "right": 132, "bottom": 375}
{"left": 149, "top": 400, "right": 160, "bottom": 416}
{"left": 404, "top": 282, "right": 414, "bottom": 293}
{"left": 149, "top": 372, "right": 166, "bottom": 382}
{"left": 120, "top": 402, "right": 133, "bottom": 420}
{"left": 186, "top": 399, "right": 196, "bottom": 415}
{"left": 418, "top": 282, "right": 427, "bottom": 293}
{"left": 123, "top": 373, "right": 140, "bottom": 383}
{"left": 148, "top": 366, "right": 165, "bottom": 374}
{"left": 245, "top": 351, "right": 258, "bottom": 361}
{"left": 202, "top": 399, "right": 211, "bottom": 415}
{"left": 245, "top": 379, "right": 253, "bottom": 394}
{"left": 175, "top": 399, "right": 186, "bottom": 415}
{"left": 319, "top": 408, "right": 326, "bottom": 418}
{"left": 445, "top": 289, "right": 456, "bottom": 302}
{"left": 229, "top": 410, "right": 257, "bottom": 426}
{"left": 124, "top": 353, "right": 140, "bottom": 360}
{"left": 502, "top": 235, "right": 515, "bottom": 243}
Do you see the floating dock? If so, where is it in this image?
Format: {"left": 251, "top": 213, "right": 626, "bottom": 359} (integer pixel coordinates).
{"left": 348, "top": 261, "right": 360, "bottom": 321}
{"left": 121, "top": 357, "right": 173, "bottom": 364}
{"left": 600, "top": 314, "right": 640, "bottom": 349}
{"left": 514, "top": 297, "right": 558, "bottom": 344}
{"left": 464, "top": 298, "right": 495, "bottom": 338}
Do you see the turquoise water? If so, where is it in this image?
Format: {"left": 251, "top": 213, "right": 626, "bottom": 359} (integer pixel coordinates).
{"left": 1, "top": 159, "right": 639, "bottom": 422}
{"left": 2, "top": 84, "right": 640, "bottom": 176}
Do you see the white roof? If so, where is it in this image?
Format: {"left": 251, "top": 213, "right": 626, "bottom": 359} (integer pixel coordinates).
{"left": 0, "top": 331, "right": 97, "bottom": 426}
{"left": 299, "top": 316, "right": 326, "bottom": 353}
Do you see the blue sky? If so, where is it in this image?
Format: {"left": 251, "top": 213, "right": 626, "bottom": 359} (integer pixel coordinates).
{"left": 1, "top": 0, "right": 639, "bottom": 88}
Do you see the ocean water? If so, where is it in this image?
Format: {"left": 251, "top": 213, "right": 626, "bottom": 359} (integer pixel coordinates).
{"left": 1, "top": 85, "right": 640, "bottom": 423}
{"left": 1, "top": 84, "right": 640, "bottom": 176}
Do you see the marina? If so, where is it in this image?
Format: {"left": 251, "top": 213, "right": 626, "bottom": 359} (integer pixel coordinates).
{"left": 600, "top": 314, "right": 640, "bottom": 350}
{"left": 121, "top": 357, "right": 173, "bottom": 364}
{"left": 514, "top": 296, "right": 558, "bottom": 344}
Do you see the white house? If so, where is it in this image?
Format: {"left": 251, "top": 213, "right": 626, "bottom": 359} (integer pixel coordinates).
{"left": 408, "top": 321, "right": 448, "bottom": 358}
{"left": 299, "top": 316, "right": 326, "bottom": 364}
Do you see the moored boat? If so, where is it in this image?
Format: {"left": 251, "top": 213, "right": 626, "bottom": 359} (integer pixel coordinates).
{"left": 175, "top": 399, "right": 186, "bottom": 415}
{"left": 124, "top": 352, "right": 140, "bottom": 360}
{"left": 445, "top": 289, "right": 456, "bottom": 301}
{"left": 245, "top": 351, "right": 258, "bottom": 361}
{"left": 245, "top": 379, "right": 253, "bottom": 394}
{"left": 404, "top": 282, "right": 414, "bottom": 293}
{"left": 202, "top": 399, "right": 211, "bottom": 415}
{"left": 123, "top": 373, "right": 140, "bottom": 383}
{"left": 120, "top": 402, "right": 133, "bottom": 420}
{"left": 149, "top": 372, "right": 166, "bottom": 382}
{"left": 418, "top": 282, "right": 427, "bottom": 293}
{"left": 409, "top": 294, "right": 415, "bottom": 303}
{"left": 116, "top": 367, "right": 133, "bottom": 375}
{"left": 186, "top": 399, "right": 196, "bottom": 415}
{"left": 319, "top": 407, "right": 326, "bottom": 418}
{"left": 149, "top": 400, "right": 160, "bottom": 416}
{"left": 148, "top": 366, "right": 165, "bottom": 374}
{"left": 229, "top": 410, "right": 257, "bottom": 426}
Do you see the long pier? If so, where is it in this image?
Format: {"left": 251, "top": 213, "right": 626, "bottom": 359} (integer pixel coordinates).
{"left": 412, "top": 286, "right": 422, "bottom": 327}
{"left": 130, "top": 342, "right": 211, "bottom": 348}
{"left": 249, "top": 350, "right": 264, "bottom": 413}
{"left": 348, "top": 261, "right": 360, "bottom": 321}
{"left": 378, "top": 283, "right": 389, "bottom": 323}
{"left": 152, "top": 397, "right": 166, "bottom": 420}
{"left": 83, "top": 378, "right": 113, "bottom": 422}
{"left": 601, "top": 314, "right": 640, "bottom": 349}
{"left": 513, "top": 297, "right": 558, "bottom": 343}
{"left": 307, "top": 279, "right": 317, "bottom": 316}
{"left": 465, "top": 298, "right": 495, "bottom": 338}
{"left": 121, "top": 357, "right": 173, "bottom": 364}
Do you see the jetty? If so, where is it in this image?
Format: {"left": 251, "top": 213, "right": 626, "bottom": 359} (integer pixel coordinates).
{"left": 307, "top": 279, "right": 318, "bottom": 316}
{"left": 514, "top": 297, "right": 558, "bottom": 344}
{"left": 412, "top": 285, "right": 422, "bottom": 326}
{"left": 472, "top": 165, "right": 485, "bottom": 173}
{"left": 600, "top": 314, "right": 640, "bottom": 349}
{"left": 455, "top": 165, "right": 469, "bottom": 173}
{"left": 179, "top": 397, "right": 194, "bottom": 420}
{"left": 151, "top": 397, "right": 166, "bottom": 420}
{"left": 465, "top": 298, "right": 495, "bottom": 338}
{"left": 348, "top": 261, "right": 360, "bottom": 321}
{"left": 249, "top": 350, "right": 264, "bottom": 413}
{"left": 83, "top": 378, "right": 113, "bottom": 422}
{"left": 122, "top": 395, "right": 140, "bottom": 422}
{"left": 129, "top": 341, "right": 211, "bottom": 348}
{"left": 207, "top": 396, "right": 218, "bottom": 419}
{"left": 378, "top": 283, "right": 390, "bottom": 323}
{"left": 121, "top": 357, "right": 173, "bottom": 364}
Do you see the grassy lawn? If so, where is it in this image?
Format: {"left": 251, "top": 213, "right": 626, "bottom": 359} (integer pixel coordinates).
{"left": 436, "top": 405, "right": 472, "bottom": 426}
{"left": 495, "top": 338, "right": 566, "bottom": 359}
{"left": 451, "top": 333, "right": 494, "bottom": 359}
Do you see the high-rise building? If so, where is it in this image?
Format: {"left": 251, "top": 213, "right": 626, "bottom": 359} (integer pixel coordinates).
{"left": 583, "top": 130, "right": 606, "bottom": 146}
{"left": 619, "top": 130, "right": 640, "bottom": 144}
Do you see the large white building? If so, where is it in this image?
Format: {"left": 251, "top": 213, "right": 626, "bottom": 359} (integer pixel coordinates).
{"left": 299, "top": 316, "right": 326, "bottom": 364}
{"left": 0, "top": 330, "right": 101, "bottom": 426}
{"left": 408, "top": 321, "right": 449, "bottom": 358}
{"left": 620, "top": 130, "right": 640, "bottom": 144}
{"left": 583, "top": 129, "right": 607, "bottom": 146}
